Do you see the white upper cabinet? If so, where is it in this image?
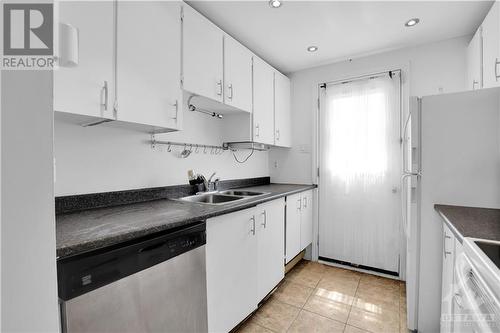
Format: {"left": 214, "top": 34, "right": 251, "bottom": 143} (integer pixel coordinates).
{"left": 253, "top": 56, "right": 275, "bottom": 145}
{"left": 274, "top": 71, "right": 291, "bottom": 147}
{"left": 224, "top": 35, "right": 253, "bottom": 113}
{"left": 116, "top": 1, "right": 182, "bottom": 131}
{"left": 482, "top": 1, "right": 500, "bottom": 88}
{"left": 182, "top": 5, "right": 224, "bottom": 103}
{"left": 54, "top": 1, "right": 115, "bottom": 120}
{"left": 466, "top": 27, "right": 483, "bottom": 90}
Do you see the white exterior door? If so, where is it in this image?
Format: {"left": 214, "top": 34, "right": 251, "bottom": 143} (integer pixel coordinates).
{"left": 318, "top": 72, "right": 402, "bottom": 273}
{"left": 274, "top": 71, "right": 291, "bottom": 147}
{"left": 257, "top": 199, "right": 285, "bottom": 301}
{"left": 54, "top": 1, "right": 115, "bottom": 119}
{"left": 206, "top": 209, "right": 258, "bottom": 333}
{"left": 224, "top": 35, "right": 252, "bottom": 113}
{"left": 116, "top": 1, "right": 182, "bottom": 130}
{"left": 182, "top": 5, "right": 223, "bottom": 103}
{"left": 253, "top": 56, "right": 275, "bottom": 145}
{"left": 285, "top": 193, "right": 302, "bottom": 263}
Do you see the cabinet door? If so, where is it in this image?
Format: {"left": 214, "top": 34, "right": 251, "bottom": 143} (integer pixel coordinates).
{"left": 116, "top": 1, "right": 182, "bottom": 130}
{"left": 274, "top": 71, "right": 291, "bottom": 147}
{"left": 285, "top": 193, "right": 302, "bottom": 263}
{"left": 206, "top": 209, "right": 258, "bottom": 333}
{"left": 300, "top": 190, "right": 313, "bottom": 250}
{"left": 256, "top": 199, "right": 285, "bottom": 302}
{"left": 440, "top": 223, "right": 455, "bottom": 333}
{"left": 466, "top": 28, "right": 482, "bottom": 90}
{"left": 182, "top": 5, "right": 223, "bottom": 103}
{"left": 482, "top": 1, "right": 500, "bottom": 88}
{"left": 224, "top": 35, "right": 252, "bottom": 113}
{"left": 253, "top": 56, "right": 275, "bottom": 145}
{"left": 54, "top": 1, "right": 115, "bottom": 119}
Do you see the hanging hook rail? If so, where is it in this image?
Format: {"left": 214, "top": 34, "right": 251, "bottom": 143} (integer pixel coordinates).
{"left": 150, "top": 134, "right": 230, "bottom": 153}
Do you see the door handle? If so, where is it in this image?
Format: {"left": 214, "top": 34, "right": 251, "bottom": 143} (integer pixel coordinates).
{"left": 276, "top": 129, "right": 280, "bottom": 141}
{"left": 171, "top": 100, "right": 178, "bottom": 120}
{"left": 101, "top": 81, "right": 108, "bottom": 111}
{"left": 297, "top": 198, "right": 302, "bottom": 210}
{"left": 228, "top": 84, "right": 233, "bottom": 100}
{"left": 250, "top": 215, "right": 256, "bottom": 235}
{"left": 261, "top": 210, "right": 267, "bottom": 228}
{"left": 255, "top": 124, "right": 260, "bottom": 138}
{"left": 216, "top": 80, "right": 223, "bottom": 96}
{"left": 303, "top": 196, "right": 307, "bottom": 208}
{"left": 495, "top": 58, "right": 500, "bottom": 81}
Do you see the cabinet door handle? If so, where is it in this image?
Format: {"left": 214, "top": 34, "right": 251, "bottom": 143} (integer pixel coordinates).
{"left": 101, "top": 81, "right": 108, "bottom": 111}
{"left": 443, "top": 231, "right": 452, "bottom": 258}
{"left": 276, "top": 129, "right": 280, "bottom": 141}
{"left": 255, "top": 124, "right": 260, "bottom": 138}
{"left": 228, "top": 84, "right": 233, "bottom": 100}
{"left": 297, "top": 198, "right": 302, "bottom": 210}
{"left": 453, "top": 292, "right": 463, "bottom": 309}
{"left": 496, "top": 58, "right": 500, "bottom": 81}
{"left": 472, "top": 80, "right": 479, "bottom": 90}
{"left": 250, "top": 215, "right": 256, "bottom": 235}
{"left": 261, "top": 210, "right": 267, "bottom": 228}
{"left": 303, "top": 196, "right": 307, "bottom": 208}
{"left": 171, "top": 100, "right": 178, "bottom": 120}
{"left": 216, "top": 80, "right": 223, "bottom": 96}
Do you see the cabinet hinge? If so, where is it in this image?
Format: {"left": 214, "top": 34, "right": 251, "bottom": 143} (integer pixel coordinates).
{"left": 180, "top": 75, "right": 184, "bottom": 87}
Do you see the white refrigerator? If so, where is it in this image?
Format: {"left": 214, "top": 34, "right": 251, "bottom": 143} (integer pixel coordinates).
{"left": 403, "top": 88, "right": 500, "bottom": 332}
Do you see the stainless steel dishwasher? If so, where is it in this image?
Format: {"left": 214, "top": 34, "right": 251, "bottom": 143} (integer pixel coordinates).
{"left": 57, "top": 222, "right": 208, "bottom": 333}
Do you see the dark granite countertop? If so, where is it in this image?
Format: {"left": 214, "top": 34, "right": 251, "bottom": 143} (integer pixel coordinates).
{"left": 435, "top": 204, "right": 500, "bottom": 243}
{"left": 56, "top": 183, "right": 316, "bottom": 259}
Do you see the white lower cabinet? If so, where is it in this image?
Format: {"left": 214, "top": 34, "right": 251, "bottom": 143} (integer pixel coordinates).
{"left": 256, "top": 199, "right": 285, "bottom": 301}
{"left": 206, "top": 198, "right": 285, "bottom": 332}
{"left": 440, "top": 222, "right": 457, "bottom": 333}
{"left": 286, "top": 190, "right": 314, "bottom": 263}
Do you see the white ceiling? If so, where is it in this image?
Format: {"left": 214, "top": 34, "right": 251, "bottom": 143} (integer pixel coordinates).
{"left": 187, "top": 1, "right": 493, "bottom": 74}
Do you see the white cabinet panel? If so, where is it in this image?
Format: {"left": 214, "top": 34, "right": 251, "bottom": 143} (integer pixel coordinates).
{"left": 224, "top": 35, "right": 252, "bottom": 113}
{"left": 256, "top": 199, "right": 285, "bottom": 301}
{"left": 182, "top": 5, "right": 223, "bottom": 103}
{"left": 440, "top": 222, "right": 456, "bottom": 333}
{"left": 466, "top": 28, "right": 482, "bottom": 90}
{"left": 206, "top": 209, "right": 258, "bottom": 333}
{"left": 274, "top": 71, "right": 291, "bottom": 147}
{"left": 54, "top": 1, "right": 115, "bottom": 119}
{"left": 300, "top": 190, "right": 313, "bottom": 250}
{"left": 253, "top": 56, "right": 275, "bottom": 145}
{"left": 116, "top": 1, "right": 182, "bottom": 130}
{"left": 482, "top": 1, "right": 500, "bottom": 88}
{"left": 285, "top": 193, "right": 302, "bottom": 263}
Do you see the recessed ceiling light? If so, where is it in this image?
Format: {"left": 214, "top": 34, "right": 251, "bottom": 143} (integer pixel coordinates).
{"left": 405, "top": 18, "right": 420, "bottom": 27}
{"left": 269, "top": 0, "right": 281, "bottom": 8}
{"left": 307, "top": 46, "right": 318, "bottom": 52}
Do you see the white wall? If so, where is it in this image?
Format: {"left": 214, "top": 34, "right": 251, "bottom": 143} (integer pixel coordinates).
{"left": 55, "top": 106, "right": 269, "bottom": 196}
{"left": 1, "top": 70, "right": 59, "bottom": 332}
{"left": 269, "top": 36, "right": 469, "bottom": 184}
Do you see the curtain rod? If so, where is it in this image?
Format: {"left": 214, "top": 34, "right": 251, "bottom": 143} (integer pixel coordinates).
{"left": 319, "top": 69, "right": 402, "bottom": 89}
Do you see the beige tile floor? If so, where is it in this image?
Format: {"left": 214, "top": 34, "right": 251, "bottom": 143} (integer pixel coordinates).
{"left": 237, "top": 260, "right": 407, "bottom": 333}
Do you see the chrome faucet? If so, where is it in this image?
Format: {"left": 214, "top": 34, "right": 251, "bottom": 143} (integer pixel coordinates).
{"left": 200, "top": 172, "right": 220, "bottom": 192}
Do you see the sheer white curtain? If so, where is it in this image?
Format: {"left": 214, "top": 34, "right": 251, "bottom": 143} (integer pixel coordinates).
{"left": 319, "top": 73, "right": 401, "bottom": 273}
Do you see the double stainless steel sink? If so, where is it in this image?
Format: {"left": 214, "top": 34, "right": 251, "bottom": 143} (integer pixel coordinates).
{"left": 178, "top": 190, "right": 268, "bottom": 205}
